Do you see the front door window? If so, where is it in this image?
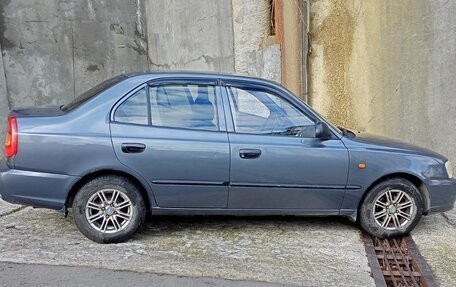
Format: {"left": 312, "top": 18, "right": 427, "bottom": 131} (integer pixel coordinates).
{"left": 227, "top": 86, "right": 315, "bottom": 137}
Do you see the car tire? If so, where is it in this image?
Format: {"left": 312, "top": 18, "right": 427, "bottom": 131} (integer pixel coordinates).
{"left": 359, "top": 177, "right": 424, "bottom": 238}
{"left": 72, "top": 175, "right": 146, "bottom": 243}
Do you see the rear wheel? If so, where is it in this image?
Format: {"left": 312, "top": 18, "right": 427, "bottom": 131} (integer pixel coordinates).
{"left": 359, "top": 178, "right": 424, "bottom": 238}
{"left": 72, "top": 175, "right": 146, "bottom": 243}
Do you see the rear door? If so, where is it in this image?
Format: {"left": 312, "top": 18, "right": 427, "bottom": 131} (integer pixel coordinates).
{"left": 222, "top": 82, "right": 349, "bottom": 211}
{"left": 110, "top": 78, "right": 230, "bottom": 208}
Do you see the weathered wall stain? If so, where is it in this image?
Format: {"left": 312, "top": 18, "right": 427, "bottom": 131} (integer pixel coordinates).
{"left": 109, "top": 24, "right": 125, "bottom": 35}
{"left": 275, "top": 0, "right": 304, "bottom": 99}
{"left": 131, "top": 39, "right": 148, "bottom": 56}
{"left": 146, "top": 0, "right": 234, "bottom": 72}
{"left": 232, "top": 0, "right": 281, "bottom": 83}
{"left": 0, "top": 0, "right": 13, "bottom": 50}
{"left": 86, "top": 64, "right": 100, "bottom": 72}
{"left": 310, "top": 0, "right": 357, "bottom": 129}
{"left": 309, "top": 0, "right": 456, "bottom": 174}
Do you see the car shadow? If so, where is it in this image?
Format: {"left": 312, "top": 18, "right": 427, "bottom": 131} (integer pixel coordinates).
{"left": 135, "top": 215, "right": 359, "bottom": 237}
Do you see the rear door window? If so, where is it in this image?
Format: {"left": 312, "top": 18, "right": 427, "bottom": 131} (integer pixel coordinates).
{"left": 113, "top": 82, "right": 219, "bottom": 132}
{"left": 149, "top": 84, "right": 218, "bottom": 131}
{"left": 113, "top": 88, "right": 148, "bottom": 125}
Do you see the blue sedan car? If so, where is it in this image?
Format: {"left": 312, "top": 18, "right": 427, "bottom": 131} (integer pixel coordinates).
{"left": 1, "top": 72, "right": 455, "bottom": 243}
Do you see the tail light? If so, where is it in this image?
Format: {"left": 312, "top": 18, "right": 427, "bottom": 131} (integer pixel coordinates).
{"left": 5, "top": 117, "right": 18, "bottom": 158}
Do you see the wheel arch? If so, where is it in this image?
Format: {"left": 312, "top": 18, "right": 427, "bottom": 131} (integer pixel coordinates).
{"left": 66, "top": 169, "right": 152, "bottom": 211}
{"left": 358, "top": 172, "right": 430, "bottom": 215}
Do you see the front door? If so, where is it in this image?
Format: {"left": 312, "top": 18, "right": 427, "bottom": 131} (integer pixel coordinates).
{"left": 110, "top": 79, "right": 230, "bottom": 208}
{"left": 223, "top": 83, "right": 349, "bottom": 211}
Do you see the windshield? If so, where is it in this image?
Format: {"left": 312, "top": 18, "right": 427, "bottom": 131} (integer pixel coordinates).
{"left": 61, "top": 75, "right": 127, "bottom": 112}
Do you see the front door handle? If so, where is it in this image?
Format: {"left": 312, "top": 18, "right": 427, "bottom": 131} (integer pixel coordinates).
{"left": 239, "top": 149, "right": 262, "bottom": 159}
{"left": 121, "top": 143, "right": 146, "bottom": 153}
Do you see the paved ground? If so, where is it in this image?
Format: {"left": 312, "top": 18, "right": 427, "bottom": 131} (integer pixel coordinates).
{"left": 0, "top": 262, "right": 287, "bottom": 287}
{"left": 412, "top": 208, "right": 456, "bottom": 287}
{"left": 0, "top": 200, "right": 374, "bottom": 287}
{"left": 1, "top": 199, "right": 455, "bottom": 287}
{"left": 0, "top": 200, "right": 22, "bottom": 217}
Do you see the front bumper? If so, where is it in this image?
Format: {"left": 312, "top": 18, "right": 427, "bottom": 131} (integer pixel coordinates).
{"left": 0, "top": 159, "right": 80, "bottom": 210}
{"left": 425, "top": 177, "right": 456, "bottom": 213}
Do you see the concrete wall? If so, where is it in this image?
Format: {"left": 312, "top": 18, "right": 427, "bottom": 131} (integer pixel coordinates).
{"left": 146, "top": 0, "right": 234, "bottom": 72}
{"left": 0, "top": 0, "right": 283, "bottom": 159}
{"left": 0, "top": 0, "right": 152, "bottom": 148}
{"left": 0, "top": 0, "right": 151, "bottom": 106}
{"left": 3, "top": 0, "right": 453, "bottom": 173}
{"left": 0, "top": 0, "right": 230, "bottom": 157}
{"left": 309, "top": 0, "right": 456, "bottom": 172}
{"left": 232, "top": 0, "right": 281, "bottom": 83}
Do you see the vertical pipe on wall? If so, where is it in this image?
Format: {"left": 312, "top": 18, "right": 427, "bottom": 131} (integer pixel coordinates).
{"left": 274, "top": 0, "right": 304, "bottom": 100}
{"left": 0, "top": 42, "right": 10, "bottom": 158}
{"left": 301, "top": 0, "right": 309, "bottom": 103}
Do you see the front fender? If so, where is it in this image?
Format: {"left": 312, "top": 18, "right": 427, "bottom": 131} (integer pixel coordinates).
{"left": 340, "top": 150, "right": 442, "bottom": 217}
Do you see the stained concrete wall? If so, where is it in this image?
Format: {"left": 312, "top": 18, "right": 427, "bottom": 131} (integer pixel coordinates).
{"left": 0, "top": 0, "right": 151, "bottom": 146}
{"left": 0, "top": 0, "right": 151, "bottom": 107}
{"left": 0, "top": 0, "right": 224, "bottom": 156}
{"left": 0, "top": 0, "right": 238, "bottom": 108}
{"left": 232, "top": 0, "right": 281, "bottom": 83}
{"left": 309, "top": 0, "right": 456, "bottom": 172}
{"left": 0, "top": 0, "right": 282, "bottom": 160}
{"left": 0, "top": 0, "right": 237, "bottom": 107}
{"left": 146, "top": 0, "right": 234, "bottom": 72}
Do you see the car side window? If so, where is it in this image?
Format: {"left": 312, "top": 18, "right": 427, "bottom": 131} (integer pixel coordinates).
{"left": 227, "top": 86, "right": 315, "bottom": 136}
{"left": 114, "top": 88, "right": 148, "bottom": 125}
{"left": 149, "top": 84, "right": 219, "bottom": 131}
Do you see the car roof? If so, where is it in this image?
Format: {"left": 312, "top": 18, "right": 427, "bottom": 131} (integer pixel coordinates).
{"left": 122, "top": 71, "right": 280, "bottom": 86}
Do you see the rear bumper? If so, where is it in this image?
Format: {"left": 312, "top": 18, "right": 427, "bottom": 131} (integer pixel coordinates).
{"left": 425, "top": 178, "right": 456, "bottom": 213}
{"left": 0, "top": 160, "right": 79, "bottom": 210}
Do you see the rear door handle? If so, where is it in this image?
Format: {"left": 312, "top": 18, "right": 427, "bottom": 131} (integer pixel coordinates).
{"left": 121, "top": 143, "right": 146, "bottom": 153}
{"left": 239, "top": 149, "right": 261, "bottom": 159}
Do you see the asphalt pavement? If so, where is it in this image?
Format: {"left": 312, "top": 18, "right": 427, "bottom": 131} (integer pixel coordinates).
{"left": 0, "top": 262, "right": 288, "bottom": 287}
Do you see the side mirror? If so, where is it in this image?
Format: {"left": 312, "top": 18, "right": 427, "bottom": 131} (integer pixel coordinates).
{"left": 315, "top": 122, "right": 332, "bottom": 140}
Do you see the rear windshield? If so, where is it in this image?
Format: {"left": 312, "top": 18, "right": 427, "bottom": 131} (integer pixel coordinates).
{"left": 61, "top": 75, "right": 127, "bottom": 112}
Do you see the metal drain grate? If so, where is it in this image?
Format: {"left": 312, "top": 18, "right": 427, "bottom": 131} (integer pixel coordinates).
{"left": 362, "top": 232, "right": 438, "bottom": 287}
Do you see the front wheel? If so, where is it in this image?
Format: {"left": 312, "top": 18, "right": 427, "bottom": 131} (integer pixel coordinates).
{"left": 359, "top": 178, "right": 424, "bottom": 238}
{"left": 72, "top": 175, "right": 146, "bottom": 243}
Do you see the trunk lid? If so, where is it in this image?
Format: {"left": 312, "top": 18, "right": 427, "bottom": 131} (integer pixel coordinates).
{"left": 10, "top": 106, "right": 65, "bottom": 117}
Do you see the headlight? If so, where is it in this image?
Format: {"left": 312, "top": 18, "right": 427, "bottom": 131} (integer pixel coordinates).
{"left": 445, "top": 161, "right": 453, "bottom": 178}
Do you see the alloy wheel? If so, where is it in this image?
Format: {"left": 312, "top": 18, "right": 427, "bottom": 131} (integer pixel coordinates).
{"left": 85, "top": 189, "right": 133, "bottom": 233}
{"left": 373, "top": 189, "right": 416, "bottom": 230}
